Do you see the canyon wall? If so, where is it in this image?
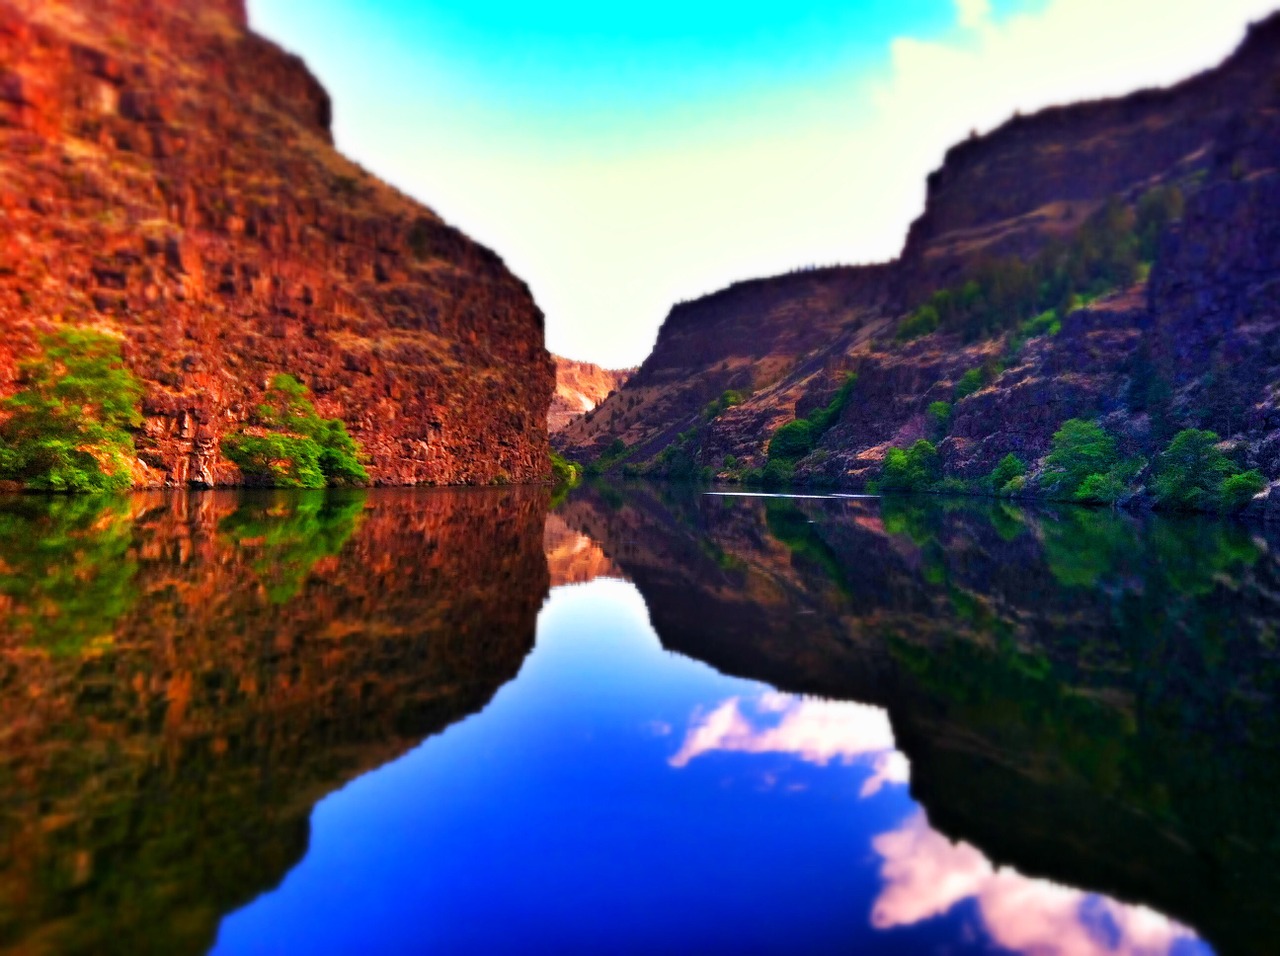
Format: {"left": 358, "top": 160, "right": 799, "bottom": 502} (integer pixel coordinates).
{"left": 548, "top": 355, "right": 634, "bottom": 434}
{"left": 0, "top": 0, "right": 554, "bottom": 487}
{"left": 560, "top": 13, "right": 1280, "bottom": 496}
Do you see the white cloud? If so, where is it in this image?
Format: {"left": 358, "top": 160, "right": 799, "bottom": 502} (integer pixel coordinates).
{"left": 872, "top": 812, "right": 1199, "bottom": 955}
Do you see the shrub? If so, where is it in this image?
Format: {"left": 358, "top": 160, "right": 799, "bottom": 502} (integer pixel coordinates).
{"left": 1220, "top": 470, "right": 1268, "bottom": 511}
{"left": 1152, "top": 429, "right": 1266, "bottom": 512}
{"left": 0, "top": 329, "right": 143, "bottom": 493}
{"left": 550, "top": 450, "right": 581, "bottom": 486}
{"left": 1075, "top": 470, "right": 1129, "bottom": 505}
{"left": 1042, "top": 419, "right": 1122, "bottom": 499}
{"left": 761, "top": 457, "right": 795, "bottom": 487}
{"left": 769, "top": 419, "right": 816, "bottom": 461}
{"left": 953, "top": 368, "right": 986, "bottom": 401}
{"left": 987, "top": 453, "right": 1026, "bottom": 494}
{"left": 222, "top": 374, "right": 368, "bottom": 487}
{"left": 703, "top": 390, "right": 746, "bottom": 420}
{"left": 896, "top": 305, "right": 940, "bottom": 341}
{"left": 926, "top": 401, "right": 952, "bottom": 439}
{"left": 878, "top": 440, "right": 941, "bottom": 492}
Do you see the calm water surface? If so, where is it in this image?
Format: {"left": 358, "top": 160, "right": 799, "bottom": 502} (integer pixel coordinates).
{"left": 0, "top": 485, "right": 1276, "bottom": 955}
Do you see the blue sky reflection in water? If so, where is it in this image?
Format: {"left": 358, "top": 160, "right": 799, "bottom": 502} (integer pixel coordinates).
{"left": 212, "top": 578, "right": 1211, "bottom": 956}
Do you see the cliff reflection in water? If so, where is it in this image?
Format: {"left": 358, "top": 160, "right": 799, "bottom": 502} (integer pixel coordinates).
{"left": 555, "top": 485, "right": 1280, "bottom": 956}
{"left": 0, "top": 489, "right": 549, "bottom": 956}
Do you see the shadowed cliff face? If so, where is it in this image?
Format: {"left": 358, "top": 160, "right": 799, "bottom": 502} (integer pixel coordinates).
{"left": 553, "top": 485, "right": 1280, "bottom": 956}
{"left": 561, "top": 14, "right": 1280, "bottom": 489}
{"left": 0, "top": 0, "right": 554, "bottom": 487}
{"left": 0, "top": 488, "right": 548, "bottom": 955}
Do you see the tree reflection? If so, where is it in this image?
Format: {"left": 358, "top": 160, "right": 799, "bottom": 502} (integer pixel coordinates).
{"left": 218, "top": 491, "right": 367, "bottom": 603}
{"left": 0, "top": 496, "right": 138, "bottom": 655}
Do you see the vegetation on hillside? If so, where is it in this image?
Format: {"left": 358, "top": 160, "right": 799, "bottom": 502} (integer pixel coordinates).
{"left": 0, "top": 329, "right": 143, "bottom": 493}
{"left": 896, "top": 186, "right": 1183, "bottom": 343}
{"left": 871, "top": 418, "right": 1265, "bottom": 514}
{"left": 759, "top": 374, "right": 857, "bottom": 485}
{"left": 222, "top": 374, "right": 368, "bottom": 488}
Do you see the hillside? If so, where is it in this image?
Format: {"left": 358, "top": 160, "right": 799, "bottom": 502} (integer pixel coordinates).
{"left": 548, "top": 355, "right": 634, "bottom": 434}
{"left": 0, "top": 0, "right": 554, "bottom": 487}
{"left": 559, "top": 12, "right": 1280, "bottom": 510}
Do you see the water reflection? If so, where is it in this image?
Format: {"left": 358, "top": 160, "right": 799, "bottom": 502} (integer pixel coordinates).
{"left": 555, "top": 484, "right": 1280, "bottom": 956}
{"left": 0, "top": 488, "right": 548, "bottom": 956}
{"left": 0, "top": 483, "right": 1273, "bottom": 954}
{"left": 668, "top": 693, "right": 909, "bottom": 798}
{"left": 871, "top": 813, "right": 1196, "bottom": 956}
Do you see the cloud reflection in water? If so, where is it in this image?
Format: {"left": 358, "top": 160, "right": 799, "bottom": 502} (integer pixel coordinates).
{"left": 668, "top": 692, "right": 909, "bottom": 796}
{"left": 670, "top": 692, "right": 1206, "bottom": 956}
{"left": 872, "top": 812, "right": 1201, "bottom": 956}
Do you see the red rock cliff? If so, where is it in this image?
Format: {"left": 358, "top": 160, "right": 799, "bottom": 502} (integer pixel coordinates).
{"left": 0, "top": 0, "right": 554, "bottom": 486}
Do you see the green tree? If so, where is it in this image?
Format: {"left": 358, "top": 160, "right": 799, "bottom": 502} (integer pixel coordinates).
{"left": 927, "top": 401, "right": 953, "bottom": 439}
{"left": 878, "top": 439, "right": 941, "bottom": 492}
{"left": 1041, "top": 419, "right": 1129, "bottom": 500}
{"left": 0, "top": 329, "right": 143, "bottom": 493}
{"left": 987, "top": 453, "right": 1026, "bottom": 494}
{"left": 222, "top": 374, "right": 368, "bottom": 488}
{"left": 1152, "top": 429, "right": 1266, "bottom": 512}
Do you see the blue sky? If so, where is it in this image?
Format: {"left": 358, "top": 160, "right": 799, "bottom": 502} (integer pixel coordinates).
{"left": 249, "top": 0, "right": 1276, "bottom": 367}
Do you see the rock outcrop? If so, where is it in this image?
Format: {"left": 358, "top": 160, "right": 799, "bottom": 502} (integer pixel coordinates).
{"left": 548, "top": 355, "right": 634, "bottom": 434}
{"left": 0, "top": 0, "right": 554, "bottom": 487}
{"left": 559, "top": 12, "right": 1280, "bottom": 492}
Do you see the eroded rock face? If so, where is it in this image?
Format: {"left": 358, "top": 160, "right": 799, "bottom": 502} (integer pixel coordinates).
{"left": 560, "top": 14, "right": 1280, "bottom": 489}
{"left": 0, "top": 0, "right": 554, "bottom": 487}
{"left": 548, "top": 356, "right": 635, "bottom": 435}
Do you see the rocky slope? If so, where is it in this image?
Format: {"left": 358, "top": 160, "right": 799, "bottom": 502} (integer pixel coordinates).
{"left": 0, "top": 0, "right": 554, "bottom": 487}
{"left": 548, "top": 355, "right": 634, "bottom": 434}
{"left": 560, "top": 12, "right": 1280, "bottom": 497}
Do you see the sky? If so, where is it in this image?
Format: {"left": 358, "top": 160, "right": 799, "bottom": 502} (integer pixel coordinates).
{"left": 249, "top": 0, "right": 1278, "bottom": 368}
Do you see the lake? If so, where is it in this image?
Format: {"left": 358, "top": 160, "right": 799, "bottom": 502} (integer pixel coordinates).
{"left": 0, "top": 485, "right": 1275, "bottom": 955}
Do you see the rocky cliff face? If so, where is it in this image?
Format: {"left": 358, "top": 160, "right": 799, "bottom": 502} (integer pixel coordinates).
{"left": 548, "top": 355, "right": 634, "bottom": 435}
{"left": 0, "top": 0, "right": 554, "bottom": 487}
{"left": 560, "top": 12, "right": 1280, "bottom": 494}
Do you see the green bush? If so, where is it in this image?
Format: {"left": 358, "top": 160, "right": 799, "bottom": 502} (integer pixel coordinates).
{"left": 987, "top": 453, "right": 1026, "bottom": 494}
{"left": 877, "top": 439, "right": 941, "bottom": 492}
{"left": 761, "top": 457, "right": 795, "bottom": 487}
{"left": 769, "top": 419, "right": 816, "bottom": 461}
{"left": 896, "top": 304, "right": 940, "bottom": 341}
{"left": 763, "top": 374, "right": 858, "bottom": 482}
{"left": 550, "top": 450, "right": 581, "bottom": 486}
{"left": 926, "top": 401, "right": 952, "bottom": 439}
{"left": 0, "top": 329, "right": 143, "bottom": 493}
{"left": 703, "top": 390, "right": 746, "bottom": 420}
{"left": 222, "top": 374, "right": 368, "bottom": 488}
{"left": 953, "top": 368, "right": 986, "bottom": 401}
{"left": 1075, "top": 470, "right": 1130, "bottom": 505}
{"left": 1042, "top": 419, "right": 1125, "bottom": 500}
{"left": 1152, "top": 429, "right": 1267, "bottom": 512}
{"left": 1220, "top": 470, "right": 1268, "bottom": 511}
